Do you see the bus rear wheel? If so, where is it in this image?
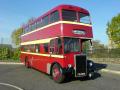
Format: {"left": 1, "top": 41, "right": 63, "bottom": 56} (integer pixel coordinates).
{"left": 52, "top": 64, "right": 65, "bottom": 83}
{"left": 25, "top": 58, "right": 30, "bottom": 68}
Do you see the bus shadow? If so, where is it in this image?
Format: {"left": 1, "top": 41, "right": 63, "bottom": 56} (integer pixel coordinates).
{"left": 94, "top": 62, "right": 107, "bottom": 71}
{"left": 64, "top": 72, "right": 101, "bottom": 83}
{"left": 31, "top": 61, "right": 107, "bottom": 83}
{"left": 87, "top": 59, "right": 108, "bottom": 71}
{"left": 63, "top": 62, "right": 107, "bottom": 83}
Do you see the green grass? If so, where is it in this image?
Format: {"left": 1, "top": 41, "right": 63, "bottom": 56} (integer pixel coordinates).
{"left": 0, "top": 59, "right": 21, "bottom": 62}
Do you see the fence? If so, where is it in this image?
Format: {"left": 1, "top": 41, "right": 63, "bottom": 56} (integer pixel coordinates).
{"left": 87, "top": 49, "right": 120, "bottom": 64}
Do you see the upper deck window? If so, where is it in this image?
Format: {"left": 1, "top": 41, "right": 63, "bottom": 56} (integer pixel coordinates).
{"left": 50, "top": 11, "right": 59, "bottom": 23}
{"left": 79, "top": 13, "right": 91, "bottom": 24}
{"left": 36, "top": 20, "right": 42, "bottom": 28}
{"left": 42, "top": 15, "right": 49, "bottom": 26}
{"left": 62, "top": 10, "right": 77, "bottom": 21}
{"left": 24, "top": 26, "right": 29, "bottom": 34}
{"left": 31, "top": 23, "right": 36, "bottom": 31}
{"left": 23, "top": 11, "right": 60, "bottom": 34}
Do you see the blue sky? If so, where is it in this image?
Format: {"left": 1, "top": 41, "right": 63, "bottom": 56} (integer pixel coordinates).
{"left": 0, "top": 0, "right": 120, "bottom": 45}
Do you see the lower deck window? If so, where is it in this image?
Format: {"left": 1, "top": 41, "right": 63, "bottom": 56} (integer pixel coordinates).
{"left": 43, "top": 43, "right": 48, "bottom": 53}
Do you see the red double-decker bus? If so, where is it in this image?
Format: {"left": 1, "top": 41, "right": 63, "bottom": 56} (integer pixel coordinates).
{"left": 20, "top": 4, "right": 95, "bottom": 83}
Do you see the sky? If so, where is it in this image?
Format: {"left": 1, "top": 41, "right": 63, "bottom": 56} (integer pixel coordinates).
{"left": 0, "top": 0, "right": 120, "bottom": 45}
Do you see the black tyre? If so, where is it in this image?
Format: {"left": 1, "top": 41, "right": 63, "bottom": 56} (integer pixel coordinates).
{"left": 85, "top": 73, "right": 94, "bottom": 80}
{"left": 25, "top": 58, "right": 30, "bottom": 68}
{"left": 52, "top": 64, "right": 65, "bottom": 83}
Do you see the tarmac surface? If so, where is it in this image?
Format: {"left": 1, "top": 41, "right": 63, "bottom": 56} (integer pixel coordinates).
{"left": 0, "top": 63, "right": 120, "bottom": 90}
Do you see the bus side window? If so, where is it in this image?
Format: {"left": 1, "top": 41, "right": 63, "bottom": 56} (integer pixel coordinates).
{"left": 25, "top": 45, "right": 30, "bottom": 52}
{"left": 50, "top": 11, "right": 59, "bottom": 23}
{"left": 42, "top": 15, "right": 49, "bottom": 27}
{"left": 31, "top": 23, "right": 36, "bottom": 31}
{"left": 50, "top": 40, "right": 55, "bottom": 54}
{"left": 29, "top": 45, "right": 35, "bottom": 52}
{"left": 43, "top": 43, "right": 48, "bottom": 53}
{"left": 21, "top": 46, "right": 23, "bottom": 51}
{"left": 56, "top": 38, "right": 62, "bottom": 54}
{"left": 35, "top": 44, "right": 40, "bottom": 53}
{"left": 36, "top": 19, "right": 42, "bottom": 28}
{"left": 50, "top": 38, "right": 62, "bottom": 54}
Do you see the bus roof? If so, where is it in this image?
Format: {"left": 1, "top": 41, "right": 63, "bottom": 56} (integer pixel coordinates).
{"left": 22, "top": 4, "right": 89, "bottom": 28}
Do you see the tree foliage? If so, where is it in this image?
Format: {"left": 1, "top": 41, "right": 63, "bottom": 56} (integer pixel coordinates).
{"left": 0, "top": 44, "right": 20, "bottom": 61}
{"left": 11, "top": 17, "right": 36, "bottom": 46}
{"left": 11, "top": 27, "right": 23, "bottom": 46}
{"left": 92, "top": 40, "right": 107, "bottom": 49}
{"left": 106, "top": 13, "right": 120, "bottom": 48}
{"left": 0, "top": 45, "right": 12, "bottom": 60}
{"left": 12, "top": 48, "right": 20, "bottom": 60}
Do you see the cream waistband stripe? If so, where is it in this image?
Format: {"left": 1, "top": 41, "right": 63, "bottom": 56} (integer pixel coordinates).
{"left": 21, "top": 21, "right": 92, "bottom": 37}
{"left": 20, "top": 37, "right": 56, "bottom": 45}
{"left": 21, "top": 51, "right": 64, "bottom": 58}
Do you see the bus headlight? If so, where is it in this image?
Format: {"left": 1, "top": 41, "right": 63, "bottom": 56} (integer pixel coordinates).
{"left": 89, "top": 62, "right": 93, "bottom": 67}
{"left": 68, "top": 64, "right": 72, "bottom": 68}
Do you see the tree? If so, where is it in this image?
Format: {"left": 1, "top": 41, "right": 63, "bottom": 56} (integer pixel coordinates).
{"left": 12, "top": 48, "right": 20, "bottom": 60}
{"left": 92, "top": 40, "right": 106, "bottom": 49}
{"left": 11, "top": 17, "right": 36, "bottom": 46}
{"left": 11, "top": 27, "right": 23, "bottom": 46}
{"left": 0, "top": 44, "right": 12, "bottom": 60}
{"left": 106, "top": 13, "right": 120, "bottom": 48}
{"left": 88, "top": 40, "right": 108, "bottom": 58}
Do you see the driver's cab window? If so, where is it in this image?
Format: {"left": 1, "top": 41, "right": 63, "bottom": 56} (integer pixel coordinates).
{"left": 82, "top": 39, "right": 92, "bottom": 54}
{"left": 50, "top": 38, "right": 62, "bottom": 54}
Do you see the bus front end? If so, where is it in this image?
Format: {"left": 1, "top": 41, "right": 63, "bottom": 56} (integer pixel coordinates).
{"left": 75, "top": 54, "right": 94, "bottom": 78}
{"left": 63, "top": 37, "right": 94, "bottom": 78}
{"left": 74, "top": 54, "right": 87, "bottom": 77}
{"left": 60, "top": 5, "right": 95, "bottom": 79}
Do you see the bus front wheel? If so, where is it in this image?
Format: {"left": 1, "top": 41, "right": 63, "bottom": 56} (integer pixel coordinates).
{"left": 52, "top": 64, "right": 65, "bottom": 83}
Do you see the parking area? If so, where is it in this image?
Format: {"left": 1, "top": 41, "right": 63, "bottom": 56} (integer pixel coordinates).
{"left": 0, "top": 64, "right": 120, "bottom": 90}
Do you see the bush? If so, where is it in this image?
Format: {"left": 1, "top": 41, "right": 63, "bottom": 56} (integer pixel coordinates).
{"left": 0, "top": 45, "right": 12, "bottom": 60}
{"left": 12, "top": 48, "right": 20, "bottom": 61}
{"left": 0, "top": 44, "right": 20, "bottom": 62}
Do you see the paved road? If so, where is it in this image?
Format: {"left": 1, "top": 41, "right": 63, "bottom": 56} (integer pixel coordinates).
{"left": 0, "top": 64, "right": 120, "bottom": 90}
